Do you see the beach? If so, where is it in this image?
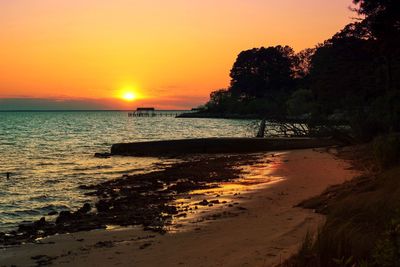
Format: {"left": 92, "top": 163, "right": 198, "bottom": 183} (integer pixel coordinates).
{"left": 0, "top": 148, "right": 357, "bottom": 267}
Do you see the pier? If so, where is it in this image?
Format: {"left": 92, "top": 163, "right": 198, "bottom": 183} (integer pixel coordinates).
{"left": 128, "top": 108, "right": 189, "bottom": 117}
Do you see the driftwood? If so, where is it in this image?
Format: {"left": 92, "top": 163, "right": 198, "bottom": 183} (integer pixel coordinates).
{"left": 254, "top": 119, "right": 309, "bottom": 138}
{"left": 255, "top": 119, "right": 354, "bottom": 144}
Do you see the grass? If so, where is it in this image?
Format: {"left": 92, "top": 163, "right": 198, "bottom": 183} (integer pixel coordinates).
{"left": 281, "top": 141, "right": 400, "bottom": 267}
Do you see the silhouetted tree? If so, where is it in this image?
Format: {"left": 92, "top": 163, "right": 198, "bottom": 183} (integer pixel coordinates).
{"left": 352, "top": 0, "right": 400, "bottom": 92}
{"left": 205, "top": 89, "right": 232, "bottom": 112}
{"left": 353, "top": 0, "right": 400, "bottom": 39}
{"left": 309, "top": 34, "right": 376, "bottom": 114}
{"left": 229, "top": 46, "right": 296, "bottom": 99}
{"left": 293, "top": 48, "right": 316, "bottom": 79}
{"left": 200, "top": 0, "right": 400, "bottom": 135}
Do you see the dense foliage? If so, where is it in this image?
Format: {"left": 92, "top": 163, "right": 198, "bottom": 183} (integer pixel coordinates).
{"left": 229, "top": 46, "right": 295, "bottom": 99}
{"left": 277, "top": 1, "right": 400, "bottom": 266}
{"left": 200, "top": 0, "right": 400, "bottom": 140}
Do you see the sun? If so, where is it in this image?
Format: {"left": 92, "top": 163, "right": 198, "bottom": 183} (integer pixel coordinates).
{"left": 116, "top": 85, "right": 143, "bottom": 102}
{"left": 122, "top": 91, "right": 137, "bottom": 101}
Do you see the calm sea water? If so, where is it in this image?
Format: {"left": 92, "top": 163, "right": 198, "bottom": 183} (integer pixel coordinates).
{"left": 0, "top": 111, "right": 257, "bottom": 231}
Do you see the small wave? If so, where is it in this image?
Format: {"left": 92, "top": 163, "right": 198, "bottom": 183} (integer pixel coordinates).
{"left": 0, "top": 204, "right": 71, "bottom": 217}
{"left": 43, "top": 179, "right": 61, "bottom": 185}
{"left": 1, "top": 209, "right": 41, "bottom": 217}
{"left": 58, "top": 162, "right": 76, "bottom": 166}
{"left": 36, "top": 162, "right": 56, "bottom": 166}
{"left": 102, "top": 168, "right": 148, "bottom": 175}
{"left": 72, "top": 165, "right": 114, "bottom": 171}
{"left": 37, "top": 204, "right": 70, "bottom": 212}
{"left": 28, "top": 195, "right": 56, "bottom": 201}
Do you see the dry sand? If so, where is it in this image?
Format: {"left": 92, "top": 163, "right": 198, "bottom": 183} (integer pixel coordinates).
{"left": 0, "top": 148, "right": 357, "bottom": 267}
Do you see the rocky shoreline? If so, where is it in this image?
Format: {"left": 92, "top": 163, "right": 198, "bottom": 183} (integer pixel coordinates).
{"left": 0, "top": 154, "right": 262, "bottom": 247}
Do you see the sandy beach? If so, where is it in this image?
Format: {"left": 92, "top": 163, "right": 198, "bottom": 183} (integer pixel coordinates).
{"left": 0, "top": 148, "right": 357, "bottom": 267}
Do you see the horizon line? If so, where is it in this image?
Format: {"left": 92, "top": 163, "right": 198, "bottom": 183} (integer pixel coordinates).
{"left": 0, "top": 109, "right": 191, "bottom": 112}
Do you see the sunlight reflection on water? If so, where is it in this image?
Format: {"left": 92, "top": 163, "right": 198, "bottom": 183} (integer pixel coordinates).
{"left": 0, "top": 111, "right": 257, "bottom": 231}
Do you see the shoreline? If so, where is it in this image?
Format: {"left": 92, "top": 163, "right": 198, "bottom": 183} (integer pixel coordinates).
{"left": 0, "top": 148, "right": 357, "bottom": 266}
{"left": 177, "top": 112, "right": 264, "bottom": 119}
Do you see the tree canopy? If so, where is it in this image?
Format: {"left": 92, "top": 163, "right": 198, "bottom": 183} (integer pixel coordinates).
{"left": 199, "top": 0, "right": 399, "bottom": 138}
{"left": 229, "top": 46, "right": 295, "bottom": 99}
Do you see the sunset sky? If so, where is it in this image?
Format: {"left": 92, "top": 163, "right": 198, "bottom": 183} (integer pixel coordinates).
{"left": 0, "top": 0, "right": 354, "bottom": 110}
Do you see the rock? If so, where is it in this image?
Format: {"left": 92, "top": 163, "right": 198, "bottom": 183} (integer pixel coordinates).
{"left": 78, "top": 203, "right": 91, "bottom": 214}
{"left": 95, "top": 200, "right": 110, "bottom": 212}
{"left": 161, "top": 205, "right": 178, "bottom": 215}
{"left": 169, "top": 181, "right": 196, "bottom": 193}
{"left": 18, "top": 222, "right": 35, "bottom": 233}
{"left": 56, "top": 211, "right": 73, "bottom": 224}
{"left": 198, "top": 199, "right": 209, "bottom": 206}
{"left": 48, "top": 211, "right": 58, "bottom": 216}
{"left": 34, "top": 217, "right": 46, "bottom": 228}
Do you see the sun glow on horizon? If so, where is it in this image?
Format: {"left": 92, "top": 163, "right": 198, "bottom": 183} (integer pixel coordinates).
{"left": 122, "top": 91, "right": 137, "bottom": 101}
{"left": 116, "top": 85, "right": 143, "bottom": 102}
{"left": 0, "top": 0, "right": 354, "bottom": 109}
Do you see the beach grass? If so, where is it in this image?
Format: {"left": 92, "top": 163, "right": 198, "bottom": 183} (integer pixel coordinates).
{"left": 282, "top": 140, "right": 400, "bottom": 267}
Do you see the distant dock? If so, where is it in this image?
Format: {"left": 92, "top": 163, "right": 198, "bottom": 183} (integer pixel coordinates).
{"left": 128, "top": 108, "right": 189, "bottom": 117}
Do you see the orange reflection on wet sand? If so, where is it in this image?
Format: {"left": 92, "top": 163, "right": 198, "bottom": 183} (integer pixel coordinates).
{"left": 168, "top": 152, "right": 287, "bottom": 232}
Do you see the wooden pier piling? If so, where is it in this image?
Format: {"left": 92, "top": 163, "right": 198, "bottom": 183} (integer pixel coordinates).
{"left": 128, "top": 108, "right": 186, "bottom": 117}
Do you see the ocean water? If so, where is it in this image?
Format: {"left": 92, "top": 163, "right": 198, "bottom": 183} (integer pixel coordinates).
{"left": 0, "top": 111, "right": 257, "bottom": 231}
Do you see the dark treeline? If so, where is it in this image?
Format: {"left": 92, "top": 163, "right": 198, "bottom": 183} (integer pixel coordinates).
{"left": 199, "top": 0, "right": 400, "bottom": 141}
{"left": 272, "top": 1, "right": 400, "bottom": 266}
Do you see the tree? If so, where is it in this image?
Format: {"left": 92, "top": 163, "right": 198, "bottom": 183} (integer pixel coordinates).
{"left": 206, "top": 89, "right": 230, "bottom": 111}
{"left": 229, "top": 46, "right": 296, "bottom": 99}
{"left": 308, "top": 25, "right": 378, "bottom": 115}
{"left": 353, "top": 0, "right": 400, "bottom": 39}
{"left": 351, "top": 0, "right": 400, "bottom": 92}
{"left": 293, "top": 48, "right": 316, "bottom": 79}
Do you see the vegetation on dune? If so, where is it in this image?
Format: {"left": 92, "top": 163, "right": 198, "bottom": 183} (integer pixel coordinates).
{"left": 279, "top": 1, "right": 400, "bottom": 263}
{"left": 282, "top": 139, "right": 400, "bottom": 267}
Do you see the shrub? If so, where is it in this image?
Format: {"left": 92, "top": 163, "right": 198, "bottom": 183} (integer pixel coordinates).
{"left": 286, "top": 89, "right": 315, "bottom": 117}
{"left": 372, "top": 134, "right": 400, "bottom": 168}
{"left": 373, "top": 218, "right": 400, "bottom": 267}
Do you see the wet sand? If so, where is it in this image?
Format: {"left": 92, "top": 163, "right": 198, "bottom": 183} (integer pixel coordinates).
{"left": 0, "top": 148, "right": 357, "bottom": 267}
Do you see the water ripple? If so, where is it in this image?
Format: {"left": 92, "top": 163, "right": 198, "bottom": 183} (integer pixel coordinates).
{"left": 0, "top": 111, "right": 256, "bottom": 231}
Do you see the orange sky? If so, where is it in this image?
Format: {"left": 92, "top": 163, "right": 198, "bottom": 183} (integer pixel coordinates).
{"left": 0, "top": 0, "right": 354, "bottom": 110}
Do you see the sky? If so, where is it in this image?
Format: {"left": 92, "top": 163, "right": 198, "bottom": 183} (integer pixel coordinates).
{"left": 0, "top": 0, "right": 355, "bottom": 110}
